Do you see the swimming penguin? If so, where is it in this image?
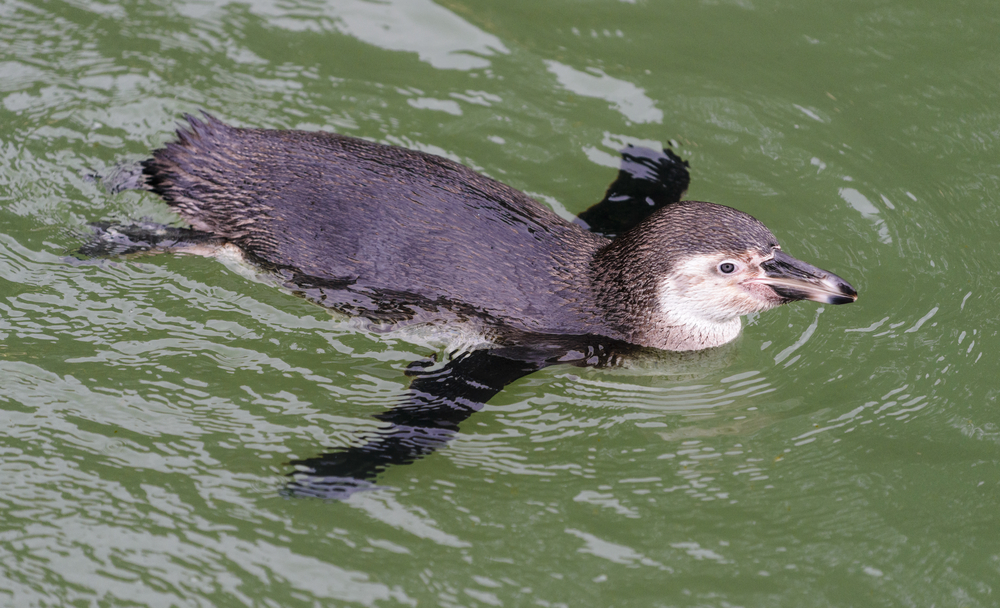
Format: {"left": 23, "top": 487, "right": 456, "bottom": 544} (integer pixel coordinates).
{"left": 90, "top": 114, "right": 857, "bottom": 497}
{"left": 131, "top": 114, "right": 856, "bottom": 353}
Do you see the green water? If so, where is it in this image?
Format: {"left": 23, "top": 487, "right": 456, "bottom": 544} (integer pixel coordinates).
{"left": 2, "top": 0, "right": 998, "bottom": 605}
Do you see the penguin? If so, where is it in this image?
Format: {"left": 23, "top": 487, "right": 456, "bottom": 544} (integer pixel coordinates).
{"left": 128, "top": 114, "right": 856, "bottom": 353}
{"left": 88, "top": 113, "right": 858, "bottom": 497}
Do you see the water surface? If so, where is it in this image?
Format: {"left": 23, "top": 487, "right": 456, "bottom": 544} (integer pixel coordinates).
{"left": 2, "top": 0, "right": 999, "bottom": 606}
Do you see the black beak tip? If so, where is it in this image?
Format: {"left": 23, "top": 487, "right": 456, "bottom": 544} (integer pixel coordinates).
{"left": 827, "top": 278, "right": 858, "bottom": 305}
{"left": 826, "top": 290, "right": 858, "bottom": 305}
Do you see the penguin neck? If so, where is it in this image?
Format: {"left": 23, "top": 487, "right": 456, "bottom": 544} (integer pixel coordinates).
{"left": 652, "top": 280, "right": 744, "bottom": 350}
{"left": 590, "top": 236, "right": 743, "bottom": 352}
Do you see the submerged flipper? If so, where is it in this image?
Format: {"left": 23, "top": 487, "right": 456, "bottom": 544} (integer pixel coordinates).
{"left": 82, "top": 159, "right": 149, "bottom": 194}
{"left": 76, "top": 222, "right": 225, "bottom": 258}
{"left": 575, "top": 145, "right": 690, "bottom": 238}
{"left": 79, "top": 157, "right": 224, "bottom": 258}
{"left": 284, "top": 337, "right": 630, "bottom": 499}
{"left": 284, "top": 347, "right": 546, "bottom": 499}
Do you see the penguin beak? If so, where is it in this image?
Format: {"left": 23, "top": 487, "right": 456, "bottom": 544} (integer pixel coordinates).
{"left": 755, "top": 250, "right": 858, "bottom": 305}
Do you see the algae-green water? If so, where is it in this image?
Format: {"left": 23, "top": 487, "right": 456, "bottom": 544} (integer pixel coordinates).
{"left": 2, "top": 0, "right": 998, "bottom": 605}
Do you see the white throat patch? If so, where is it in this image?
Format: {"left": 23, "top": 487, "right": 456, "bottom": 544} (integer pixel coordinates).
{"left": 652, "top": 255, "right": 754, "bottom": 351}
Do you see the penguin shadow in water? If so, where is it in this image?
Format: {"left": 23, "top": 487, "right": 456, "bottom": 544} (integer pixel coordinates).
{"left": 82, "top": 133, "right": 853, "bottom": 500}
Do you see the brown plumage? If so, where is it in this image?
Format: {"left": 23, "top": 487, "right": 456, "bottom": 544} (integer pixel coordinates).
{"left": 139, "top": 114, "right": 856, "bottom": 351}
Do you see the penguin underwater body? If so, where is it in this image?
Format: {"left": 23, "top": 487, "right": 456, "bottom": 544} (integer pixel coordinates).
{"left": 93, "top": 114, "right": 857, "bottom": 497}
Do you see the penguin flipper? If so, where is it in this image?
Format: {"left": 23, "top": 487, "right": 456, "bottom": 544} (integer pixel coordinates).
{"left": 282, "top": 346, "right": 546, "bottom": 499}
{"left": 574, "top": 145, "right": 690, "bottom": 238}
{"left": 76, "top": 222, "right": 226, "bottom": 258}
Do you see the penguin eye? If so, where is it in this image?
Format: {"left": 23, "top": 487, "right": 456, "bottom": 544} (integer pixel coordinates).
{"left": 718, "top": 262, "right": 737, "bottom": 274}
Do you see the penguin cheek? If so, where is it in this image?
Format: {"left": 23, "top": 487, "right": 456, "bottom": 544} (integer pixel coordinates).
{"left": 669, "top": 273, "right": 704, "bottom": 295}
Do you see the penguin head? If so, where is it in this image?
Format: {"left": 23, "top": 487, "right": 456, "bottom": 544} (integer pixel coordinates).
{"left": 595, "top": 201, "right": 857, "bottom": 350}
